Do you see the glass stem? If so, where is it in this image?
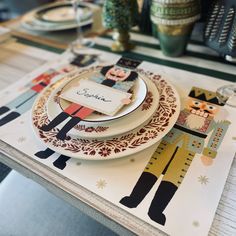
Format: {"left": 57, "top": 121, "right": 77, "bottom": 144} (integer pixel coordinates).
{"left": 73, "top": 0, "right": 83, "bottom": 45}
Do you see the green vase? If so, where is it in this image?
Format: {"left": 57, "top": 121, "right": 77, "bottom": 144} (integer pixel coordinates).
{"left": 151, "top": 0, "right": 201, "bottom": 57}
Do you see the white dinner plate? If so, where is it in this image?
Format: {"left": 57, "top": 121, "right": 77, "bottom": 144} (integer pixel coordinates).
{"left": 32, "top": 68, "right": 180, "bottom": 160}
{"left": 45, "top": 71, "right": 155, "bottom": 139}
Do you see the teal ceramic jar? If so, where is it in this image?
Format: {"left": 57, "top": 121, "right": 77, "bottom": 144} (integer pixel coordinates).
{"left": 151, "top": 0, "right": 201, "bottom": 57}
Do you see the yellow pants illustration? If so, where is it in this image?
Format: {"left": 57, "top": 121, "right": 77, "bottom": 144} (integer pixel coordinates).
{"left": 120, "top": 133, "right": 196, "bottom": 225}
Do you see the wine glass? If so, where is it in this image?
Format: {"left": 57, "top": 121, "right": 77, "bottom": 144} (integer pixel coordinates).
{"left": 70, "top": 0, "right": 94, "bottom": 54}
{"left": 216, "top": 83, "right": 236, "bottom": 108}
{"left": 216, "top": 56, "right": 236, "bottom": 107}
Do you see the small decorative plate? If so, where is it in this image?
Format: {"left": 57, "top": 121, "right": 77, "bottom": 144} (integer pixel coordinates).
{"left": 21, "top": 2, "right": 93, "bottom": 31}
{"left": 46, "top": 72, "right": 156, "bottom": 139}
{"left": 47, "top": 69, "right": 148, "bottom": 123}
{"left": 32, "top": 67, "right": 180, "bottom": 160}
{"left": 35, "top": 3, "right": 92, "bottom": 24}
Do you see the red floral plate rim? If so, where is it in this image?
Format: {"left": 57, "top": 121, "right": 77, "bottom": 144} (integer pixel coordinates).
{"left": 31, "top": 67, "right": 181, "bottom": 160}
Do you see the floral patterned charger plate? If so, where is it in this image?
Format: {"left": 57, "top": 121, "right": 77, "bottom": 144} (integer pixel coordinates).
{"left": 31, "top": 67, "right": 180, "bottom": 160}
{"left": 45, "top": 72, "right": 156, "bottom": 139}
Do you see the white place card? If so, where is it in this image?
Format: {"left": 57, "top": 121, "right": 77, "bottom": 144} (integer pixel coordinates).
{"left": 60, "top": 79, "right": 132, "bottom": 116}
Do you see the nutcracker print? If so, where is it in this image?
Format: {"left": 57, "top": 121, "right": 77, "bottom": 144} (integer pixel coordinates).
{"left": 39, "top": 58, "right": 141, "bottom": 141}
{"left": 0, "top": 54, "right": 97, "bottom": 127}
{"left": 35, "top": 58, "right": 141, "bottom": 169}
{"left": 120, "top": 87, "right": 230, "bottom": 225}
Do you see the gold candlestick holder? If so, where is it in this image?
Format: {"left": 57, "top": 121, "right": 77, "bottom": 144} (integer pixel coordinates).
{"left": 102, "top": 0, "right": 139, "bottom": 52}
{"left": 111, "top": 30, "right": 135, "bottom": 52}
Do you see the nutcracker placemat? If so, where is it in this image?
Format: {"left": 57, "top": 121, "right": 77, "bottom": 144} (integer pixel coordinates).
{"left": 0, "top": 37, "right": 236, "bottom": 236}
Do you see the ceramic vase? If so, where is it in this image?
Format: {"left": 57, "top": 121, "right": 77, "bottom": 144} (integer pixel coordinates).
{"left": 151, "top": 0, "right": 201, "bottom": 57}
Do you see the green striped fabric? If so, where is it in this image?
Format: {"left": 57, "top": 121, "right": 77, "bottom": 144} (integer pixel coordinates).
{"left": 16, "top": 32, "right": 236, "bottom": 82}
{"left": 16, "top": 37, "right": 64, "bottom": 54}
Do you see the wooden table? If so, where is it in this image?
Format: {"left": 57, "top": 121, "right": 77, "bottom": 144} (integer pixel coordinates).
{"left": 0, "top": 16, "right": 236, "bottom": 236}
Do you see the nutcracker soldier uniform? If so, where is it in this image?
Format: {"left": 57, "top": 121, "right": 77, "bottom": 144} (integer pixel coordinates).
{"left": 120, "top": 87, "right": 230, "bottom": 225}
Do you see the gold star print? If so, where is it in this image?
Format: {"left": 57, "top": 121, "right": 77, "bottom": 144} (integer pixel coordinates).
{"left": 17, "top": 137, "right": 26, "bottom": 143}
{"left": 192, "top": 221, "right": 200, "bottom": 227}
{"left": 96, "top": 179, "right": 107, "bottom": 189}
{"left": 198, "top": 175, "right": 209, "bottom": 185}
{"left": 130, "top": 158, "right": 135, "bottom": 163}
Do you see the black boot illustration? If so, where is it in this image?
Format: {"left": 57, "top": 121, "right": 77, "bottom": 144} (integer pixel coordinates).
{"left": 35, "top": 148, "right": 71, "bottom": 170}
{"left": 35, "top": 148, "right": 55, "bottom": 159}
{"left": 0, "top": 106, "right": 10, "bottom": 115}
{"left": 120, "top": 172, "right": 157, "bottom": 208}
{"left": 0, "top": 111, "right": 21, "bottom": 127}
{"left": 148, "top": 181, "right": 177, "bottom": 225}
{"left": 53, "top": 155, "right": 71, "bottom": 170}
{"left": 40, "top": 112, "right": 69, "bottom": 132}
{"left": 56, "top": 116, "right": 81, "bottom": 140}
{"left": 40, "top": 111, "right": 82, "bottom": 141}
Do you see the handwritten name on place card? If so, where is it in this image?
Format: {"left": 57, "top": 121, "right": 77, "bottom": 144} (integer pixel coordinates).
{"left": 60, "top": 80, "right": 132, "bottom": 116}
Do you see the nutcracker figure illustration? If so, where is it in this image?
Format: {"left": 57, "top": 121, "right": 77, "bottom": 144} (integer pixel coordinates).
{"left": 120, "top": 87, "right": 230, "bottom": 226}
{"left": 0, "top": 69, "right": 60, "bottom": 127}
{"left": 40, "top": 58, "right": 141, "bottom": 141}
{"left": 0, "top": 54, "right": 97, "bottom": 127}
{"left": 35, "top": 58, "right": 141, "bottom": 168}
